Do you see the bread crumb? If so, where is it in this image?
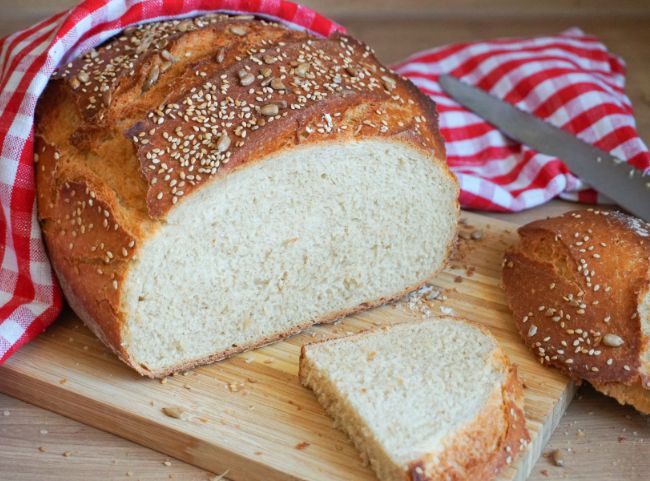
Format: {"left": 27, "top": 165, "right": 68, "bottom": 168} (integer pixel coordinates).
{"left": 162, "top": 460, "right": 172, "bottom": 467}
{"left": 40, "top": 429, "right": 48, "bottom": 435}
{"left": 63, "top": 451, "right": 73, "bottom": 457}
{"left": 38, "top": 446, "right": 46, "bottom": 453}
{"left": 2, "top": 409, "right": 10, "bottom": 416}
{"left": 295, "top": 441, "right": 310, "bottom": 450}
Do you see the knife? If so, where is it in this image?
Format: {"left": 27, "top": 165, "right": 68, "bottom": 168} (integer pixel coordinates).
{"left": 438, "top": 74, "right": 650, "bottom": 221}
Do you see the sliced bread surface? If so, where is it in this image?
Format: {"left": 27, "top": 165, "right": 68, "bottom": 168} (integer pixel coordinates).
{"left": 299, "top": 318, "right": 529, "bottom": 481}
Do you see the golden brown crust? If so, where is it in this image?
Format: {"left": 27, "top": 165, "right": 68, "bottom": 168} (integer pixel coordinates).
{"left": 126, "top": 31, "right": 444, "bottom": 218}
{"left": 35, "top": 13, "right": 454, "bottom": 377}
{"left": 503, "top": 209, "right": 650, "bottom": 388}
{"left": 591, "top": 380, "right": 650, "bottom": 415}
{"left": 407, "top": 365, "right": 529, "bottom": 481}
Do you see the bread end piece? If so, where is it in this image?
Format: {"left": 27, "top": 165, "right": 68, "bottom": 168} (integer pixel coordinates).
{"left": 299, "top": 318, "right": 530, "bottom": 481}
{"left": 503, "top": 208, "right": 650, "bottom": 413}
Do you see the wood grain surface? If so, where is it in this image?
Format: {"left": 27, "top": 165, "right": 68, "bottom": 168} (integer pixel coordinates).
{"left": 0, "top": 213, "right": 575, "bottom": 481}
{"left": 1, "top": 1, "right": 649, "bottom": 481}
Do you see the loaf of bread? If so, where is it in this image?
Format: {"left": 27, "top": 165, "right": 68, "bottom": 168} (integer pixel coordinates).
{"left": 299, "top": 318, "right": 529, "bottom": 481}
{"left": 34, "top": 14, "right": 459, "bottom": 377}
{"left": 503, "top": 209, "right": 650, "bottom": 413}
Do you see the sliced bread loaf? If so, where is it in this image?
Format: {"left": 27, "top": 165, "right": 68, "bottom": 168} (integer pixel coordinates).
{"left": 35, "top": 13, "right": 459, "bottom": 377}
{"left": 299, "top": 318, "right": 529, "bottom": 481}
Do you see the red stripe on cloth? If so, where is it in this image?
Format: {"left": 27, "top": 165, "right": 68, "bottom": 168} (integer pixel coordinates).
{"left": 0, "top": 12, "right": 66, "bottom": 79}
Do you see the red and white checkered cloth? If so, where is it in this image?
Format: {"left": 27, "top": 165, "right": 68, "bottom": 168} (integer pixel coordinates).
{"left": 1, "top": 1, "right": 648, "bottom": 362}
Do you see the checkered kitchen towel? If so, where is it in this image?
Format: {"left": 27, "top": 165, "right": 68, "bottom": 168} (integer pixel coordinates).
{"left": 1, "top": 0, "right": 648, "bottom": 361}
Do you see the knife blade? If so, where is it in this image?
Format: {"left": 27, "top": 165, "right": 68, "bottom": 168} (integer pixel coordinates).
{"left": 438, "top": 74, "right": 650, "bottom": 221}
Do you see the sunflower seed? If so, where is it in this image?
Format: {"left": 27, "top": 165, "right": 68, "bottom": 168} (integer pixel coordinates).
{"left": 239, "top": 72, "right": 255, "bottom": 86}
{"left": 345, "top": 65, "right": 360, "bottom": 76}
{"left": 230, "top": 25, "right": 247, "bottom": 36}
{"left": 295, "top": 62, "right": 310, "bottom": 77}
{"left": 160, "top": 49, "right": 177, "bottom": 63}
{"left": 215, "top": 48, "right": 225, "bottom": 63}
{"left": 270, "top": 78, "right": 286, "bottom": 90}
{"left": 603, "top": 333, "right": 624, "bottom": 347}
{"left": 260, "top": 103, "right": 279, "bottom": 116}
{"left": 217, "top": 132, "right": 231, "bottom": 152}
{"left": 381, "top": 75, "right": 396, "bottom": 90}
{"left": 142, "top": 64, "right": 160, "bottom": 92}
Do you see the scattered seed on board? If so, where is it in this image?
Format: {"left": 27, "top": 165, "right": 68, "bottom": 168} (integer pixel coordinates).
{"left": 161, "top": 406, "right": 187, "bottom": 419}
{"left": 550, "top": 449, "right": 565, "bottom": 467}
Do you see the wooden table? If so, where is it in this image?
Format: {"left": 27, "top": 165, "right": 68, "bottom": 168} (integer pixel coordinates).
{"left": 1, "top": 2, "right": 649, "bottom": 480}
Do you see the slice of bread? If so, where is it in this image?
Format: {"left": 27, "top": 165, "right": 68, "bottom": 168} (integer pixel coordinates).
{"left": 299, "top": 318, "right": 529, "bottom": 481}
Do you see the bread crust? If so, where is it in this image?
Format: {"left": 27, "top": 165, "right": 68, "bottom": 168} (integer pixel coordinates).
{"left": 502, "top": 209, "right": 650, "bottom": 412}
{"left": 591, "top": 381, "right": 650, "bottom": 415}
{"left": 299, "top": 318, "right": 530, "bottom": 481}
{"left": 408, "top": 365, "right": 528, "bottom": 481}
{"left": 35, "top": 13, "right": 458, "bottom": 377}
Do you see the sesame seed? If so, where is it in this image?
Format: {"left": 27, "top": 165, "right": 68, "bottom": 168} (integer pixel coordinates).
{"left": 528, "top": 325, "right": 538, "bottom": 337}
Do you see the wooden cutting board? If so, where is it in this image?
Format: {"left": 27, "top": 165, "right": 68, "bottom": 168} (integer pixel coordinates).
{"left": 0, "top": 212, "right": 574, "bottom": 481}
